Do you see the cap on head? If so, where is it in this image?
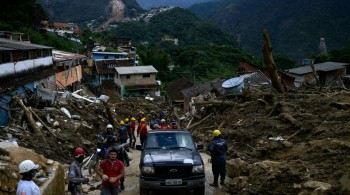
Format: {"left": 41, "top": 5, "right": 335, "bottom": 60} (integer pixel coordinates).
{"left": 161, "top": 119, "right": 166, "bottom": 123}
{"left": 141, "top": 118, "right": 146, "bottom": 122}
{"left": 131, "top": 117, "right": 136, "bottom": 121}
{"left": 212, "top": 129, "right": 221, "bottom": 137}
{"left": 18, "top": 160, "right": 39, "bottom": 173}
{"left": 124, "top": 118, "right": 129, "bottom": 122}
{"left": 120, "top": 121, "right": 125, "bottom": 125}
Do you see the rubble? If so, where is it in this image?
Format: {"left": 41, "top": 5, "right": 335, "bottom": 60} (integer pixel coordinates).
{"left": 1, "top": 85, "right": 350, "bottom": 194}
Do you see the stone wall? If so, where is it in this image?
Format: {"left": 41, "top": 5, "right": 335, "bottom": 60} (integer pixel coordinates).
{"left": 0, "top": 142, "right": 65, "bottom": 195}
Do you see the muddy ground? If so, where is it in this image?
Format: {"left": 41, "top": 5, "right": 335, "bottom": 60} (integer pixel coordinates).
{"left": 2, "top": 86, "right": 350, "bottom": 194}
{"left": 80, "top": 133, "right": 229, "bottom": 195}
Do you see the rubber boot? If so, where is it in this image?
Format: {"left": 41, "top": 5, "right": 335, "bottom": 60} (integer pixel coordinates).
{"left": 210, "top": 175, "right": 219, "bottom": 187}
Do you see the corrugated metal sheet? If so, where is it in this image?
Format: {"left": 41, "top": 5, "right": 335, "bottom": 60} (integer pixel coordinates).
{"left": 115, "top": 65, "right": 158, "bottom": 75}
{"left": 0, "top": 38, "right": 52, "bottom": 51}
{"left": 239, "top": 70, "right": 271, "bottom": 86}
{"left": 285, "top": 62, "right": 348, "bottom": 75}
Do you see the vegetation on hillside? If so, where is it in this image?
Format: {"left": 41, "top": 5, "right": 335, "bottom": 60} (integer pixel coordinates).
{"left": 0, "top": 0, "right": 48, "bottom": 31}
{"left": 37, "top": 0, "right": 144, "bottom": 26}
{"left": 110, "top": 8, "right": 236, "bottom": 46}
{"left": 190, "top": 0, "right": 350, "bottom": 61}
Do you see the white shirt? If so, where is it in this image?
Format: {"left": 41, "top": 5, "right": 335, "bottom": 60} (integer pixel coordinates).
{"left": 16, "top": 180, "right": 41, "bottom": 195}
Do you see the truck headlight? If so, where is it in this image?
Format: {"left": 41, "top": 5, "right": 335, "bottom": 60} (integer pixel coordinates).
{"left": 192, "top": 165, "right": 204, "bottom": 173}
{"left": 141, "top": 166, "right": 155, "bottom": 175}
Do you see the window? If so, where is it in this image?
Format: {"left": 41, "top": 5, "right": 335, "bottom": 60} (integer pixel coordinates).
{"left": 42, "top": 49, "right": 51, "bottom": 57}
{"left": 0, "top": 52, "right": 11, "bottom": 63}
{"left": 145, "top": 133, "right": 195, "bottom": 150}
{"left": 143, "top": 74, "right": 150, "bottom": 78}
{"left": 126, "top": 75, "right": 130, "bottom": 79}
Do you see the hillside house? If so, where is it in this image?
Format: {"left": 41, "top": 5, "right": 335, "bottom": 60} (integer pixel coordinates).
{"left": 46, "top": 22, "right": 80, "bottom": 35}
{"left": 283, "top": 62, "right": 349, "bottom": 87}
{"left": 0, "top": 31, "right": 26, "bottom": 42}
{"left": 0, "top": 38, "right": 54, "bottom": 126}
{"left": 114, "top": 66, "right": 158, "bottom": 97}
{"left": 91, "top": 51, "right": 129, "bottom": 60}
{"left": 89, "top": 59, "right": 135, "bottom": 96}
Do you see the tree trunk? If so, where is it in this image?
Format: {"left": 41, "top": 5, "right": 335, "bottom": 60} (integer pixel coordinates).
{"left": 262, "top": 29, "right": 283, "bottom": 93}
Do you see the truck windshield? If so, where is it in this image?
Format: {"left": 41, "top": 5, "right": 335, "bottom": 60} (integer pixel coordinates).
{"left": 145, "top": 132, "right": 196, "bottom": 150}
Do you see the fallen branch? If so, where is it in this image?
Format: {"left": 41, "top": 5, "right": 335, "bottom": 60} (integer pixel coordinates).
{"left": 12, "top": 96, "right": 42, "bottom": 136}
{"left": 188, "top": 113, "right": 214, "bottom": 130}
{"left": 186, "top": 117, "right": 194, "bottom": 129}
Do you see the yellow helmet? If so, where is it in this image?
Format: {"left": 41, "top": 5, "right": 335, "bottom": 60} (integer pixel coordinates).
{"left": 131, "top": 117, "right": 136, "bottom": 121}
{"left": 120, "top": 121, "right": 125, "bottom": 125}
{"left": 212, "top": 129, "right": 221, "bottom": 137}
{"left": 141, "top": 118, "right": 146, "bottom": 122}
{"left": 124, "top": 118, "right": 129, "bottom": 122}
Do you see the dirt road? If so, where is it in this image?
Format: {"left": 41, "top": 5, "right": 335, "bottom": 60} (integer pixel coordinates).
{"left": 83, "top": 140, "right": 229, "bottom": 195}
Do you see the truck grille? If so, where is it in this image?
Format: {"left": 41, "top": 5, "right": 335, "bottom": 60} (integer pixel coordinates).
{"left": 155, "top": 164, "right": 192, "bottom": 178}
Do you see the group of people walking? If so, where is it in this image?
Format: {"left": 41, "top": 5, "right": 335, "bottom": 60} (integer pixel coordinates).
{"left": 15, "top": 111, "right": 228, "bottom": 195}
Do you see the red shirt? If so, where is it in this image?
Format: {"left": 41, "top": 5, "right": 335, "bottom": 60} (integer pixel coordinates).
{"left": 130, "top": 122, "right": 136, "bottom": 132}
{"left": 137, "top": 123, "right": 148, "bottom": 135}
{"left": 99, "top": 159, "right": 124, "bottom": 187}
{"left": 159, "top": 124, "right": 170, "bottom": 130}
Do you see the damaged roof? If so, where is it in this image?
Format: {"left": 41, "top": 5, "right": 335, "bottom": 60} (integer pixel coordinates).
{"left": 239, "top": 70, "right": 271, "bottom": 86}
{"left": 181, "top": 82, "right": 213, "bottom": 99}
{"left": 285, "top": 62, "right": 348, "bottom": 75}
{"left": 166, "top": 77, "right": 194, "bottom": 101}
{"left": 115, "top": 65, "right": 157, "bottom": 75}
{"left": 95, "top": 59, "right": 134, "bottom": 75}
{"left": 52, "top": 50, "right": 86, "bottom": 62}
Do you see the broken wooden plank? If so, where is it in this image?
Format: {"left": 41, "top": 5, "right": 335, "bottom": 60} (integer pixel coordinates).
{"left": 188, "top": 113, "right": 214, "bottom": 130}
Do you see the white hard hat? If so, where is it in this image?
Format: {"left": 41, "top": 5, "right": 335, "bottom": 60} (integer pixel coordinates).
{"left": 106, "top": 124, "right": 113, "bottom": 129}
{"left": 18, "top": 160, "right": 39, "bottom": 173}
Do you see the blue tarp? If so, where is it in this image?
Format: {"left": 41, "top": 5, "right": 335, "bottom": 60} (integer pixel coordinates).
{"left": 0, "top": 83, "right": 34, "bottom": 126}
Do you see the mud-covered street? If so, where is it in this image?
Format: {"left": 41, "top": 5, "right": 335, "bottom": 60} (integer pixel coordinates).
{"left": 83, "top": 135, "right": 230, "bottom": 195}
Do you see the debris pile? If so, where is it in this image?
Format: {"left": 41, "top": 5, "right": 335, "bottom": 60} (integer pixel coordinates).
{"left": 2, "top": 86, "right": 350, "bottom": 193}
{"left": 187, "top": 87, "right": 350, "bottom": 194}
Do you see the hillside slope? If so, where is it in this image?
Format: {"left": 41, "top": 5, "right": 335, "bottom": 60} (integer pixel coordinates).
{"left": 37, "top": 0, "right": 144, "bottom": 25}
{"left": 190, "top": 0, "right": 350, "bottom": 61}
{"left": 136, "top": 0, "right": 217, "bottom": 9}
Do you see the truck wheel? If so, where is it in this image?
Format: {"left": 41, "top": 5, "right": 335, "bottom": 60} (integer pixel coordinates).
{"left": 194, "top": 186, "right": 205, "bottom": 195}
{"left": 140, "top": 187, "right": 149, "bottom": 195}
